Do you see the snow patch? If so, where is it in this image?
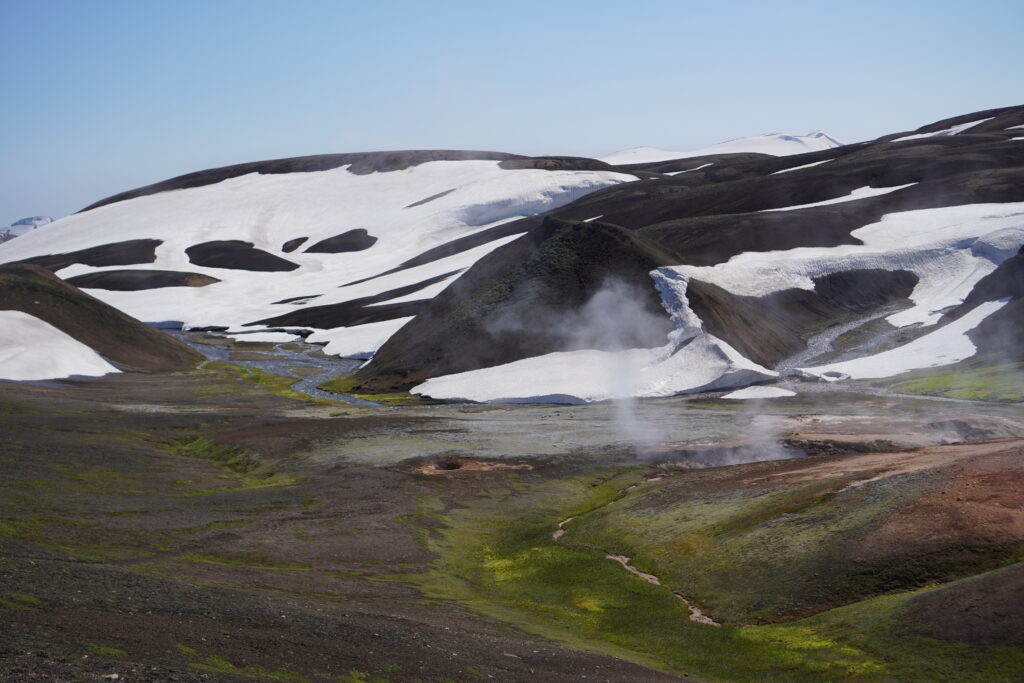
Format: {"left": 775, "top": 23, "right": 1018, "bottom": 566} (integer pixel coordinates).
{"left": 665, "top": 163, "right": 714, "bottom": 176}
{"left": 307, "top": 317, "right": 415, "bottom": 359}
{"left": 800, "top": 299, "right": 1008, "bottom": 380}
{"left": 721, "top": 386, "right": 796, "bottom": 399}
{"left": 761, "top": 184, "right": 915, "bottom": 212}
{"left": 413, "top": 334, "right": 776, "bottom": 403}
{"left": 891, "top": 117, "right": 994, "bottom": 142}
{"left": 0, "top": 310, "right": 120, "bottom": 381}
{"left": 770, "top": 159, "right": 833, "bottom": 175}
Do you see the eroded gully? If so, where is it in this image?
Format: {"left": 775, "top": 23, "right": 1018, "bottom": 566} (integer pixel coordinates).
{"left": 553, "top": 476, "right": 721, "bottom": 627}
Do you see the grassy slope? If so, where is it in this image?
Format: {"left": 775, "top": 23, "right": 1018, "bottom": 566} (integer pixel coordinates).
{"left": 410, "top": 467, "right": 1024, "bottom": 681}
{"left": 875, "top": 359, "right": 1024, "bottom": 402}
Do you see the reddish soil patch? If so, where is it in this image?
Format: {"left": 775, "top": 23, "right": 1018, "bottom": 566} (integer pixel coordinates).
{"left": 858, "top": 444, "right": 1024, "bottom": 559}
{"left": 416, "top": 458, "right": 533, "bottom": 475}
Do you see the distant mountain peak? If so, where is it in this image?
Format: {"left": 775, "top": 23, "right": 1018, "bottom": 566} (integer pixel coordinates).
{"left": 0, "top": 215, "right": 53, "bottom": 243}
{"left": 599, "top": 131, "right": 844, "bottom": 165}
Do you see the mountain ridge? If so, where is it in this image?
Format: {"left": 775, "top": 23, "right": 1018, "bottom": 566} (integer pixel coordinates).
{"left": 0, "top": 104, "right": 1021, "bottom": 398}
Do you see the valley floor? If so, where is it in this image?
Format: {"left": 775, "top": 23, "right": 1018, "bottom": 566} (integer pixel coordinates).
{"left": 1, "top": 352, "right": 1023, "bottom": 681}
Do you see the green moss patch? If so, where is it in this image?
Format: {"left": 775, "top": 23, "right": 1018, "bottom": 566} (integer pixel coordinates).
{"left": 877, "top": 360, "right": 1024, "bottom": 402}
{"left": 318, "top": 374, "right": 444, "bottom": 406}
{"left": 161, "top": 435, "right": 297, "bottom": 489}
{"left": 181, "top": 552, "right": 310, "bottom": 571}
{"left": 85, "top": 642, "right": 128, "bottom": 657}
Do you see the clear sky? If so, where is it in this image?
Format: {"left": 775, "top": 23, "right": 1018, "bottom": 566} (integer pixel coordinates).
{"left": 2, "top": 0, "right": 1021, "bottom": 225}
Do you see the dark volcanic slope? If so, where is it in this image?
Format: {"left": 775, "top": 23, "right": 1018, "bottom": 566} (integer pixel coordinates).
{"left": 304, "top": 229, "right": 378, "bottom": 253}
{"left": 186, "top": 240, "right": 299, "bottom": 272}
{"left": 65, "top": 269, "right": 220, "bottom": 291}
{"left": 80, "top": 150, "right": 524, "bottom": 213}
{"left": 949, "top": 245, "right": 1024, "bottom": 362}
{"left": 250, "top": 270, "right": 463, "bottom": 329}
{"left": 281, "top": 236, "right": 308, "bottom": 253}
{"left": 687, "top": 269, "right": 918, "bottom": 367}
{"left": 0, "top": 264, "right": 201, "bottom": 371}
{"left": 16, "top": 239, "right": 162, "bottom": 272}
{"left": 354, "top": 217, "right": 677, "bottom": 391}
{"left": 353, "top": 104, "right": 1024, "bottom": 391}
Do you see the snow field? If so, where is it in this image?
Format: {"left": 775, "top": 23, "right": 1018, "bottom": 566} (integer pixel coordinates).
{"left": 0, "top": 161, "right": 633, "bottom": 355}
{"left": 0, "top": 310, "right": 120, "bottom": 381}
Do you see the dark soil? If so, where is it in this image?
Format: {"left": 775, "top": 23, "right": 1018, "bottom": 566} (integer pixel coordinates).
{"left": 185, "top": 240, "right": 299, "bottom": 272}
{"left": 66, "top": 269, "right": 220, "bottom": 290}
{"left": 16, "top": 239, "right": 162, "bottom": 272}
{"left": 280, "top": 237, "right": 308, "bottom": 253}
{"left": 303, "top": 229, "right": 377, "bottom": 254}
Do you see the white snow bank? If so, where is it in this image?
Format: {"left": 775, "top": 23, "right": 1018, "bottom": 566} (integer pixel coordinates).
{"left": 770, "top": 159, "right": 833, "bottom": 175}
{"left": 891, "top": 117, "right": 994, "bottom": 142}
{"left": 800, "top": 299, "right": 1008, "bottom": 380}
{"left": 669, "top": 202, "right": 1024, "bottom": 327}
{"left": 721, "top": 386, "right": 796, "bottom": 399}
{"left": 599, "top": 132, "right": 842, "bottom": 165}
{"left": 413, "top": 331, "right": 776, "bottom": 403}
{"left": 0, "top": 310, "right": 120, "bottom": 381}
{"left": 665, "top": 163, "right": 714, "bottom": 176}
{"left": 761, "top": 184, "right": 915, "bottom": 212}
{"left": 307, "top": 317, "right": 414, "bottom": 359}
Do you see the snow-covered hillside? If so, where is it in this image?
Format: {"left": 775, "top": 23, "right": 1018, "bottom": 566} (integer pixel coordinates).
{"left": 2, "top": 104, "right": 1022, "bottom": 396}
{"left": 0, "top": 159, "right": 634, "bottom": 361}
{"left": 599, "top": 131, "right": 842, "bottom": 165}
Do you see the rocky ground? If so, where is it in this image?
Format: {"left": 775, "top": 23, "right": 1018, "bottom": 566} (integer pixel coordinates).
{"left": 1, "top": 343, "right": 1023, "bottom": 681}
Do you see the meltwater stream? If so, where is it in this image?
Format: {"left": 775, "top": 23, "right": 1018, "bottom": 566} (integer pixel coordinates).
{"left": 166, "top": 330, "right": 380, "bottom": 406}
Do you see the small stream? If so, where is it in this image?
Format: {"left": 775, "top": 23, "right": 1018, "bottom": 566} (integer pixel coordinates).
{"left": 553, "top": 477, "right": 720, "bottom": 627}
{"left": 778, "top": 309, "right": 893, "bottom": 371}
{"left": 167, "top": 330, "right": 381, "bottom": 406}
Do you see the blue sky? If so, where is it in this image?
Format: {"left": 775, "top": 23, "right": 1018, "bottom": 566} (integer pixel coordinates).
{"left": 2, "top": 0, "right": 1021, "bottom": 225}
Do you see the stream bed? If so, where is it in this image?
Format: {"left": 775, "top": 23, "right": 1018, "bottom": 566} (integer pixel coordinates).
{"left": 167, "top": 330, "right": 380, "bottom": 406}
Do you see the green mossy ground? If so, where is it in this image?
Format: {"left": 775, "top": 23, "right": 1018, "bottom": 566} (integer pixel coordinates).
{"left": 318, "top": 374, "right": 444, "bottom": 406}
{"left": 161, "top": 435, "right": 298, "bottom": 489}
{"left": 409, "top": 469, "right": 1024, "bottom": 681}
{"left": 877, "top": 360, "right": 1024, "bottom": 402}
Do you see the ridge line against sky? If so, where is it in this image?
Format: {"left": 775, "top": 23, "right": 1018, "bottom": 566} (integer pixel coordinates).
{"left": 2, "top": 0, "right": 1022, "bottom": 225}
